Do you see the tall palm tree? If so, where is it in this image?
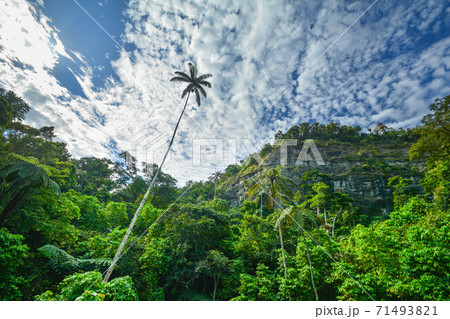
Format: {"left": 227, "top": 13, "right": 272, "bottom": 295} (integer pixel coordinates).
{"left": 104, "top": 62, "right": 212, "bottom": 282}
{"left": 0, "top": 154, "right": 61, "bottom": 226}
{"left": 278, "top": 191, "right": 319, "bottom": 301}
{"left": 247, "top": 165, "right": 297, "bottom": 278}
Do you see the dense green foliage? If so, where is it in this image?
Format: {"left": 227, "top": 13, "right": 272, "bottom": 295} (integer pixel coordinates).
{"left": 0, "top": 89, "right": 448, "bottom": 301}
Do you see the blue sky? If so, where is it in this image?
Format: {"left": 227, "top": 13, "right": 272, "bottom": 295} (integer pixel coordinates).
{"left": 0, "top": 0, "right": 449, "bottom": 184}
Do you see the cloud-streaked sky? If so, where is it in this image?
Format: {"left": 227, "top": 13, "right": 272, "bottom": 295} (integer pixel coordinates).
{"left": 0, "top": 0, "right": 449, "bottom": 184}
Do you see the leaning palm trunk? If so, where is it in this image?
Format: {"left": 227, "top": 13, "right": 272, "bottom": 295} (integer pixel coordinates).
{"left": 302, "top": 231, "right": 318, "bottom": 300}
{"left": 104, "top": 92, "right": 191, "bottom": 282}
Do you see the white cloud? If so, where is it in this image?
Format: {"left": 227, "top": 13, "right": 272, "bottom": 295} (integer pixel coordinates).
{"left": 0, "top": 0, "right": 448, "bottom": 184}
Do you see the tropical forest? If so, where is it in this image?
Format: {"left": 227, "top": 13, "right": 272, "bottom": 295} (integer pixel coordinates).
{"left": 1, "top": 81, "right": 449, "bottom": 301}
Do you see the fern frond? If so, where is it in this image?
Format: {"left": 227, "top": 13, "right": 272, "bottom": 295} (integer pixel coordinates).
{"left": 38, "top": 245, "right": 111, "bottom": 275}
{"left": 274, "top": 206, "right": 294, "bottom": 229}
{"left": 10, "top": 153, "right": 40, "bottom": 165}
{"left": 38, "top": 245, "right": 80, "bottom": 274}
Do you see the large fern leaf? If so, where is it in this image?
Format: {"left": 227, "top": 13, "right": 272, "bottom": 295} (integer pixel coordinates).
{"left": 38, "top": 245, "right": 111, "bottom": 275}
{"left": 38, "top": 245, "right": 80, "bottom": 274}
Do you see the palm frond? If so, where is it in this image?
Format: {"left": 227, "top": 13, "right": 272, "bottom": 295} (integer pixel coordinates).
{"left": 198, "top": 80, "right": 211, "bottom": 88}
{"left": 265, "top": 195, "right": 274, "bottom": 211}
{"left": 188, "top": 62, "right": 196, "bottom": 79}
{"left": 247, "top": 182, "right": 262, "bottom": 196}
{"left": 197, "top": 74, "right": 212, "bottom": 81}
{"left": 296, "top": 208, "right": 319, "bottom": 227}
{"left": 181, "top": 84, "right": 193, "bottom": 99}
{"left": 198, "top": 85, "right": 207, "bottom": 98}
{"left": 173, "top": 71, "right": 191, "bottom": 79}
{"left": 194, "top": 89, "right": 201, "bottom": 106}
{"left": 189, "top": 61, "right": 198, "bottom": 78}
{"left": 294, "top": 190, "right": 302, "bottom": 203}
{"left": 293, "top": 212, "right": 307, "bottom": 229}
{"left": 170, "top": 76, "right": 191, "bottom": 83}
{"left": 304, "top": 209, "right": 319, "bottom": 224}
{"left": 278, "top": 174, "right": 298, "bottom": 188}
{"left": 277, "top": 180, "right": 294, "bottom": 200}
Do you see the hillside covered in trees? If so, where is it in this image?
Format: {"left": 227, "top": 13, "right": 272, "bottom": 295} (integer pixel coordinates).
{"left": 1, "top": 89, "right": 449, "bottom": 301}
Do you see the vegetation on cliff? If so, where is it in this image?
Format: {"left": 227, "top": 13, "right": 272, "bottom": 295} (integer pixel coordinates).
{"left": 0, "top": 89, "right": 449, "bottom": 300}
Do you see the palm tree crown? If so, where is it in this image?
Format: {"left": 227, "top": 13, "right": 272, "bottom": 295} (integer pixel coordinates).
{"left": 170, "top": 61, "right": 212, "bottom": 106}
{"left": 209, "top": 170, "right": 222, "bottom": 185}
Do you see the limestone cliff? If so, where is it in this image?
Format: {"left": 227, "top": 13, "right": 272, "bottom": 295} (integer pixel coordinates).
{"left": 219, "top": 134, "right": 425, "bottom": 216}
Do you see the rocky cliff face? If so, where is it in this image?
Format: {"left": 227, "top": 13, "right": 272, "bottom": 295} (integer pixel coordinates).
{"left": 222, "top": 137, "right": 425, "bottom": 216}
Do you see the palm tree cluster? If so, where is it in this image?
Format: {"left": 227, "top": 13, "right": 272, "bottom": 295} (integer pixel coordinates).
{"left": 248, "top": 165, "right": 319, "bottom": 300}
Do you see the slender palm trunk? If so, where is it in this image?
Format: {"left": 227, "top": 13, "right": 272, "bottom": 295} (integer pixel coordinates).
{"left": 214, "top": 181, "right": 216, "bottom": 199}
{"left": 323, "top": 207, "right": 329, "bottom": 234}
{"left": 213, "top": 275, "right": 218, "bottom": 301}
{"left": 332, "top": 208, "right": 342, "bottom": 240}
{"left": 278, "top": 217, "right": 287, "bottom": 278}
{"left": 104, "top": 92, "right": 191, "bottom": 282}
{"left": 302, "top": 231, "right": 318, "bottom": 301}
{"left": 260, "top": 195, "right": 263, "bottom": 217}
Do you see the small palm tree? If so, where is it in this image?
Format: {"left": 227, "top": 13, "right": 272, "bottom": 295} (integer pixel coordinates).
{"left": 0, "top": 154, "right": 61, "bottom": 226}
{"left": 209, "top": 170, "right": 222, "bottom": 199}
{"left": 248, "top": 165, "right": 297, "bottom": 278}
{"left": 104, "top": 62, "right": 212, "bottom": 282}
